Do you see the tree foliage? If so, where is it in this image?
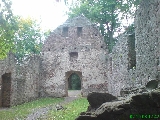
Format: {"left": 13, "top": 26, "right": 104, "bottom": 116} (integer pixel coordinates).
{"left": 67, "top": 0, "right": 141, "bottom": 52}
{"left": 14, "top": 17, "right": 43, "bottom": 62}
{"left": 0, "top": 0, "right": 18, "bottom": 59}
{"left": 0, "top": 0, "right": 49, "bottom": 61}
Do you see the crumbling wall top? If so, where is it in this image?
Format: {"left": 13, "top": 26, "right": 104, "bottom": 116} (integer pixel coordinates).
{"left": 59, "top": 15, "right": 93, "bottom": 27}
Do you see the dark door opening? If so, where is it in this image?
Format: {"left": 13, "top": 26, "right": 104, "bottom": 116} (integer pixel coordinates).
{"left": 1, "top": 73, "right": 11, "bottom": 107}
{"left": 68, "top": 73, "right": 81, "bottom": 90}
{"left": 65, "top": 71, "right": 82, "bottom": 97}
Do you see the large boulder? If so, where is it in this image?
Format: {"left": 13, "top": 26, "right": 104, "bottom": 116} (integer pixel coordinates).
{"left": 76, "top": 89, "right": 160, "bottom": 120}
{"left": 87, "top": 92, "right": 117, "bottom": 111}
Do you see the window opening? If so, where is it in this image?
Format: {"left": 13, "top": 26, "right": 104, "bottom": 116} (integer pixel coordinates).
{"left": 77, "top": 27, "right": 82, "bottom": 37}
{"left": 62, "top": 27, "right": 68, "bottom": 37}
{"left": 128, "top": 34, "right": 136, "bottom": 70}
{"left": 69, "top": 52, "right": 78, "bottom": 62}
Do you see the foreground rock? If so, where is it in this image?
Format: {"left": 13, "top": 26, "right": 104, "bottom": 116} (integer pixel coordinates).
{"left": 87, "top": 92, "right": 117, "bottom": 111}
{"left": 76, "top": 90, "right": 160, "bottom": 120}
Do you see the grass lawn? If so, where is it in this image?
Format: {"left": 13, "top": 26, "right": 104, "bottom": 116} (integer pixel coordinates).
{"left": 0, "top": 97, "right": 64, "bottom": 120}
{"left": 47, "top": 97, "right": 89, "bottom": 120}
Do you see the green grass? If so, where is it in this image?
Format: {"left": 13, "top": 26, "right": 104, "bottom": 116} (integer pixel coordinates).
{"left": 47, "top": 97, "right": 89, "bottom": 120}
{"left": 0, "top": 97, "right": 64, "bottom": 120}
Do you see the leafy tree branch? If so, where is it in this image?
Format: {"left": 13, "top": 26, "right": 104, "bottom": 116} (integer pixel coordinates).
{"left": 67, "top": 0, "right": 141, "bottom": 52}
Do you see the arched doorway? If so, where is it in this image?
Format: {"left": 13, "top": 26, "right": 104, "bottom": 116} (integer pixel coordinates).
{"left": 65, "top": 71, "right": 82, "bottom": 97}
{"left": 68, "top": 73, "right": 81, "bottom": 90}
{"left": 0, "top": 73, "right": 11, "bottom": 107}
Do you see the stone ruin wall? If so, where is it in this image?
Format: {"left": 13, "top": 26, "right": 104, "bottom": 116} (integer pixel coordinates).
{"left": 135, "top": 0, "right": 160, "bottom": 85}
{"left": 0, "top": 53, "right": 40, "bottom": 106}
{"left": 15, "top": 55, "right": 41, "bottom": 105}
{"left": 108, "top": 0, "right": 160, "bottom": 96}
{"left": 41, "top": 16, "right": 108, "bottom": 97}
{"left": 1, "top": 0, "right": 160, "bottom": 106}
{"left": 107, "top": 34, "right": 136, "bottom": 96}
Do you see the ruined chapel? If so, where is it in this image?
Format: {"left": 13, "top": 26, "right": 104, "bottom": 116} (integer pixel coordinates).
{"left": 0, "top": 0, "right": 160, "bottom": 107}
{"left": 0, "top": 15, "right": 108, "bottom": 107}
{"left": 40, "top": 16, "right": 108, "bottom": 97}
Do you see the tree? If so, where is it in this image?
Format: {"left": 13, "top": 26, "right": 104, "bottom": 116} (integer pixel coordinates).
{"left": 14, "top": 17, "right": 44, "bottom": 62}
{"left": 0, "top": 0, "right": 49, "bottom": 61}
{"left": 0, "top": 0, "right": 18, "bottom": 59}
{"left": 67, "top": 0, "right": 141, "bottom": 52}
{"left": 55, "top": 0, "right": 68, "bottom": 4}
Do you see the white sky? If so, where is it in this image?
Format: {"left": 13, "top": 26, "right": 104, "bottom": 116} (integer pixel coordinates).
{"left": 11, "top": 0, "right": 68, "bottom": 31}
{"left": 11, "top": 0, "right": 134, "bottom": 34}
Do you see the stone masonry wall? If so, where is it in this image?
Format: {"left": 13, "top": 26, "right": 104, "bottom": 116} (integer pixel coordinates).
{"left": 107, "top": 34, "right": 136, "bottom": 96}
{"left": 135, "top": 0, "right": 160, "bottom": 86}
{"left": 106, "top": 0, "right": 160, "bottom": 96}
{"left": 41, "top": 16, "right": 108, "bottom": 97}
{"left": 0, "top": 54, "right": 40, "bottom": 106}
{"left": 15, "top": 55, "right": 40, "bottom": 105}
{"left": 1, "top": 1, "right": 160, "bottom": 106}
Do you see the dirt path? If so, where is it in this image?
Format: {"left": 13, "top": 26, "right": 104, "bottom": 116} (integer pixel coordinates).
{"left": 25, "top": 96, "right": 79, "bottom": 120}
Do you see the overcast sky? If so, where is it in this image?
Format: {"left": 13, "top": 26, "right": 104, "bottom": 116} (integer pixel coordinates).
{"left": 10, "top": 0, "right": 134, "bottom": 35}
{"left": 11, "top": 0, "right": 68, "bottom": 31}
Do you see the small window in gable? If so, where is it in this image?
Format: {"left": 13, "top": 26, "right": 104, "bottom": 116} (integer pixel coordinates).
{"left": 62, "top": 27, "right": 68, "bottom": 37}
{"left": 69, "top": 52, "right": 78, "bottom": 61}
{"left": 77, "top": 27, "right": 82, "bottom": 37}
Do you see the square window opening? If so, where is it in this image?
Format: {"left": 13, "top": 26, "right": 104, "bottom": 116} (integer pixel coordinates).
{"left": 69, "top": 52, "right": 78, "bottom": 61}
